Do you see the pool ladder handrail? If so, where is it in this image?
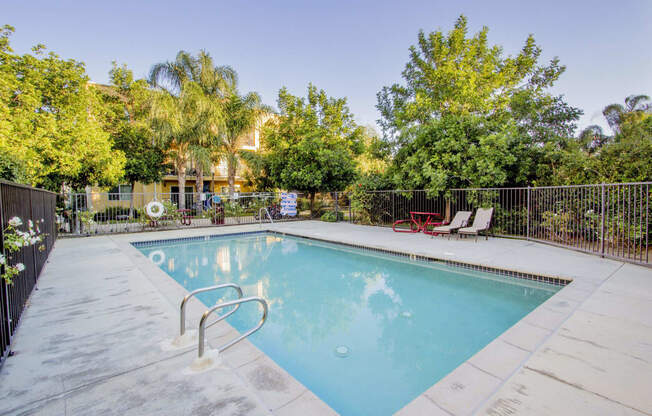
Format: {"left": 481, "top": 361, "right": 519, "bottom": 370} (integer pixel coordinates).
{"left": 259, "top": 207, "right": 274, "bottom": 227}
{"left": 198, "top": 296, "right": 268, "bottom": 358}
{"left": 179, "top": 283, "right": 243, "bottom": 336}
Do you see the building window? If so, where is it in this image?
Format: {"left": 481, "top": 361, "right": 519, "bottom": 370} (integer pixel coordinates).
{"left": 242, "top": 130, "right": 255, "bottom": 147}
{"left": 216, "top": 159, "right": 228, "bottom": 176}
{"left": 108, "top": 184, "right": 133, "bottom": 201}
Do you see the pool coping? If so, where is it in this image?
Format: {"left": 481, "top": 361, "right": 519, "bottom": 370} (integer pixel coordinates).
{"left": 122, "top": 225, "right": 590, "bottom": 415}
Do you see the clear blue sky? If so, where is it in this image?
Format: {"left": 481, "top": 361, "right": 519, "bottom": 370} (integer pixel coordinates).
{"left": 4, "top": 0, "right": 652, "bottom": 134}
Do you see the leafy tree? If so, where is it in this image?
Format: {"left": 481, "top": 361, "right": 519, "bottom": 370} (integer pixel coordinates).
{"left": 377, "top": 16, "right": 581, "bottom": 194}
{"left": 94, "top": 63, "right": 168, "bottom": 211}
{"left": 254, "top": 84, "right": 364, "bottom": 213}
{"left": 356, "top": 125, "right": 390, "bottom": 175}
{"left": 596, "top": 117, "right": 652, "bottom": 182}
{"left": 149, "top": 80, "right": 221, "bottom": 209}
{"left": 0, "top": 153, "right": 27, "bottom": 183}
{"left": 149, "top": 51, "right": 231, "bottom": 207}
{"left": 222, "top": 91, "right": 270, "bottom": 196}
{"left": 576, "top": 125, "right": 610, "bottom": 155}
{"left": 575, "top": 95, "right": 652, "bottom": 183}
{"left": 602, "top": 94, "right": 650, "bottom": 133}
{"left": 240, "top": 149, "right": 275, "bottom": 191}
{"left": 0, "top": 25, "right": 125, "bottom": 191}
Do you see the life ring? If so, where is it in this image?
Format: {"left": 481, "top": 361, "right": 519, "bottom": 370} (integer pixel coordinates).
{"left": 148, "top": 250, "right": 165, "bottom": 266}
{"left": 145, "top": 201, "right": 165, "bottom": 219}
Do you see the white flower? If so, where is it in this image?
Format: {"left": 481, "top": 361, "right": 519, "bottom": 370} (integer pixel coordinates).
{"left": 0, "top": 254, "right": 5, "bottom": 265}
{"left": 13, "top": 241, "right": 22, "bottom": 249}
{"left": 15, "top": 263, "right": 25, "bottom": 272}
{"left": 8, "top": 217, "right": 22, "bottom": 227}
{"left": 30, "top": 236, "right": 41, "bottom": 244}
{"left": 28, "top": 219, "right": 34, "bottom": 228}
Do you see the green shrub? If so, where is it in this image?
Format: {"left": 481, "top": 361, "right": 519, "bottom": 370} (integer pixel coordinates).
{"left": 93, "top": 206, "right": 139, "bottom": 222}
{"left": 320, "top": 211, "right": 343, "bottom": 222}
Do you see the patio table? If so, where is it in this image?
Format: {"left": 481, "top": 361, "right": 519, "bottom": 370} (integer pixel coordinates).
{"left": 177, "top": 209, "right": 193, "bottom": 226}
{"left": 392, "top": 211, "right": 443, "bottom": 233}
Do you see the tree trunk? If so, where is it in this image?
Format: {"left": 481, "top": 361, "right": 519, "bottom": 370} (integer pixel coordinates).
{"left": 177, "top": 169, "right": 186, "bottom": 210}
{"left": 309, "top": 192, "right": 315, "bottom": 218}
{"left": 228, "top": 158, "right": 236, "bottom": 197}
{"left": 129, "top": 181, "right": 135, "bottom": 219}
{"left": 195, "top": 164, "right": 204, "bottom": 213}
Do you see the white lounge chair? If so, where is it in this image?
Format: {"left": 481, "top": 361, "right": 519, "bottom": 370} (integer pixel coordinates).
{"left": 430, "top": 211, "right": 472, "bottom": 239}
{"left": 458, "top": 208, "right": 494, "bottom": 241}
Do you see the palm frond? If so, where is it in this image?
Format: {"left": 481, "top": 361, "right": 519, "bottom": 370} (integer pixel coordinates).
{"left": 625, "top": 94, "right": 651, "bottom": 112}
{"left": 602, "top": 103, "right": 624, "bottom": 131}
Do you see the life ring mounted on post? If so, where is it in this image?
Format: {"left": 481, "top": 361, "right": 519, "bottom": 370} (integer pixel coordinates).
{"left": 146, "top": 200, "right": 166, "bottom": 219}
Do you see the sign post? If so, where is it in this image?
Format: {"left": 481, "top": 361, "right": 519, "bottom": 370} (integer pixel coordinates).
{"left": 280, "top": 193, "right": 297, "bottom": 217}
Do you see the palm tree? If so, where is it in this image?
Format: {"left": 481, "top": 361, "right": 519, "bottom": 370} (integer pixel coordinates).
{"left": 602, "top": 94, "right": 651, "bottom": 133}
{"left": 149, "top": 50, "right": 236, "bottom": 97}
{"left": 577, "top": 125, "right": 609, "bottom": 154}
{"left": 149, "top": 51, "right": 234, "bottom": 206}
{"left": 149, "top": 81, "right": 220, "bottom": 209}
{"left": 222, "top": 91, "right": 271, "bottom": 196}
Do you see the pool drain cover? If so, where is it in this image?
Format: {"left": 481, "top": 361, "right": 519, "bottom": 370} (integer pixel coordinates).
{"left": 334, "top": 345, "right": 350, "bottom": 357}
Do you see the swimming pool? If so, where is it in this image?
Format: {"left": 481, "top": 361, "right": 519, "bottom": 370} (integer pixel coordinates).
{"left": 137, "top": 233, "right": 559, "bottom": 415}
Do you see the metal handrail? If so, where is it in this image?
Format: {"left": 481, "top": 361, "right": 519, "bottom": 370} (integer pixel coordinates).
{"left": 179, "top": 283, "right": 243, "bottom": 336}
{"left": 258, "top": 207, "right": 273, "bottom": 227}
{"left": 198, "top": 296, "right": 268, "bottom": 358}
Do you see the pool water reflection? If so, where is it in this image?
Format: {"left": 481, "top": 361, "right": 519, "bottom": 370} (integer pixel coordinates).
{"left": 138, "top": 234, "right": 558, "bottom": 415}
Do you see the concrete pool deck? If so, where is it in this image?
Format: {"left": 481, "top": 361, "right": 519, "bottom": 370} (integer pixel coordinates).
{"left": 0, "top": 221, "right": 650, "bottom": 415}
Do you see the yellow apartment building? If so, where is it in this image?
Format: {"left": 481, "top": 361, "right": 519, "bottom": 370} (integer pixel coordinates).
{"left": 87, "top": 113, "right": 273, "bottom": 212}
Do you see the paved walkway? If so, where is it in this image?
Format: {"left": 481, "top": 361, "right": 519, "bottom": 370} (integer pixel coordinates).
{"left": 0, "top": 221, "right": 650, "bottom": 415}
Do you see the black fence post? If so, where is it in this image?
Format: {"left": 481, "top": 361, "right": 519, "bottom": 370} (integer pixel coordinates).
{"left": 600, "top": 183, "right": 605, "bottom": 257}
{"left": 0, "top": 182, "right": 10, "bottom": 362}
{"left": 526, "top": 186, "right": 531, "bottom": 240}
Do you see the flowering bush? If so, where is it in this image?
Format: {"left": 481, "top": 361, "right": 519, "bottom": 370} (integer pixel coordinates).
{"left": 77, "top": 210, "right": 96, "bottom": 233}
{"left": 1, "top": 217, "right": 46, "bottom": 284}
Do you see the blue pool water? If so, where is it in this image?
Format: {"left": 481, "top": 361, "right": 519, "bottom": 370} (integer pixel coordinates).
{"left": 137, "top": 233, "right": 558, "bottom": 415}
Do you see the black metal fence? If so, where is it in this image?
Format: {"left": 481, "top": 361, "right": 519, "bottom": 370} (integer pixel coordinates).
{"left": 336, "top": 183, "right": 651, "bottom": 266}
{"left": 56, "top": 183, "right": 650, "bottom": 266}
{"left": 1, "top": 180, "right": 58, "bottom": 365}
{"left": 58, "top": 192, "right": 311, "bottom": 235}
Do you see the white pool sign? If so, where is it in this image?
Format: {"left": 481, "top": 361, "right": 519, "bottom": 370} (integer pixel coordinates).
{"left": 280, "top": 192, "right": 297, "bottom": 216}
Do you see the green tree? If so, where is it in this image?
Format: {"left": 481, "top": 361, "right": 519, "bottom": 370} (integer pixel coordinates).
{"left": 577, "top": 95, "right": 652, "bottom": 183}
{"left": 254, "top": 84, "right": 364, "bottom": 213}
{"left": 222, "top": 91, "right": 270, "bottom": 195}
{"left": 356, "top": 125, "right": 390, "bottom": 175}
{"left": 149, "top": 50, "right": 231, "bottom": 207}
{"left": 94, "top": 63, "right": 168, "bottom": 214}
{"left": 0, "top": 25, "right": 124, "bottom": 191}
{"left": 596, "top": 116, "right": 652, "bottom": 182}
{"left": 377, "top": 16, "right": 581, "bottom": 193}
{"left": 149, "top": 80, "right": 221, "bottom": 209}
{"left": 601, "top": 94, "right": 650, "bottom": 133}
